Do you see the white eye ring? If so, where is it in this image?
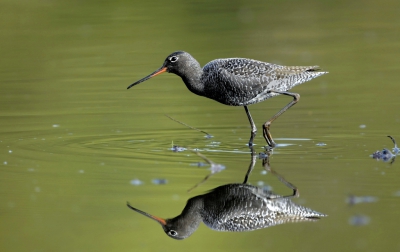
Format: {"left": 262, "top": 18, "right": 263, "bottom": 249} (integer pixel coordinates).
{"left": 169, "top": 56, "right": 178, "bottom": 62}
{"left": 168, "top": 230, "right": 178, "bottom": 236}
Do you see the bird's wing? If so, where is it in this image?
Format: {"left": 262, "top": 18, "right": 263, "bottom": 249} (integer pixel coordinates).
{"left": 214, "top": 58, "right": 321, "bottom": 83}
{"left": 202, "top": 59, "right": 323, "bottom": 105}
{"left": 201, "top": 59, "right": 274, "bottom": 104}
{"left": 216, "top": 58, "right": 278, "bottom": 83}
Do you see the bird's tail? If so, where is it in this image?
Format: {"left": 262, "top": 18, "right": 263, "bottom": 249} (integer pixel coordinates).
{"left": 288, "top": 65, "right": 328, "bottom": 89}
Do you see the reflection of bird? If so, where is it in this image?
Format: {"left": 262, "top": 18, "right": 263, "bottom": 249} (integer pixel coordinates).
{"left": 127, "top": 183, "right": 326, "bottom": 240}
{"left": 128, "top": 51, "right": 327, "bottom": 147}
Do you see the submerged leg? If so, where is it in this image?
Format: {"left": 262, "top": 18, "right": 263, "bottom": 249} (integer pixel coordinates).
{"left": 261, "top": 154, "right": 299, "bottom": 199}
{"left": 243, "top": 147, "right": 257, "bottom": 184}
{"left": 263, "top": 91, "right": 300, "bottom": 147}
{"left": 244, "top": 106, "right": 257, "bottom": 147}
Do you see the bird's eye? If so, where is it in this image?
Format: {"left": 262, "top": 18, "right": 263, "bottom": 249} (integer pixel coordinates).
{"left": 169, "top": 56, "right": 178, "bottom": 62}
{"left": 168, "top": 230, "right": 178, "bottom": 236}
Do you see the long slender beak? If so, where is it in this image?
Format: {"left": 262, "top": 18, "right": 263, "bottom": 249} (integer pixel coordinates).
{"left": 126, "top": 202, "right": 167, "bottom": 226}
{"left": 127, "top": 67, "right": 167, "bottom": 89}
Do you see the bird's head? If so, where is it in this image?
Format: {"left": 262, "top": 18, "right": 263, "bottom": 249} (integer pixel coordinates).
{"left": 126, "top": 202, "right": 198, "bottom": 240}
{"left": 127, "top": 51, "right": 199, "bottom": 89}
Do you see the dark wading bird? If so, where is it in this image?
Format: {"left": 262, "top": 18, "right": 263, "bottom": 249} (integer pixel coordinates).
{"left": 127, "top": 150, "right": 326, "bottom": 240}
{"left": 127, "top": 51, "right": 328, "bottom": 147}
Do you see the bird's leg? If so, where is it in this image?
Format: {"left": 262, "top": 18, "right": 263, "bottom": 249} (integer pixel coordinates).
{"left": 243, "top": 147, "right": 257, "bottom": 184}
{"left": 244, "top": 106, "right": 257, "bottom": 147}
{"left": 262, "top": 157, "right": 299, "bottom": 199}
{"left": 263, "top": 91, "right": 300, "bottom": 147}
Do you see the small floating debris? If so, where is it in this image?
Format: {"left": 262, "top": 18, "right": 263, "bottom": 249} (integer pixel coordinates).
{"left": 371, "top": 149, "right": 394, "bottom": 162}
{"left": 393, "top": 190, "right": 400, "bottom": 197}
{"left": 170, "top": 145, "right": 187, "bottom": 152}
{"left": 152, "top": 178, "right": 168, "bottom": 185}
{"left": 165, "top": 114, "right": 213, "bottom": 138}
{"left": 187, "top": 151, "right": 226, "bottom": 192}
{"left": 190, "top": 162, "right": 208, "bottom": 167}
{"left": 346, "top": 195, "right": 378, "bottom": 206}
{"left": 349, "top": 214, "right": 370, "bottom": 226}
{"left": 52, "top": 124, "right": 60, "bottom": 128}
{"left": 359, "top": 124, "right": 367, "bottom": 129}
{"left": 262, "top": 185, "right": 273, "bottom": 191}
{"left": 370, "top": 135, "right": 399, "bottom": 163}
{"left": 130, "top": 179, "right": 144, "bottom": 186}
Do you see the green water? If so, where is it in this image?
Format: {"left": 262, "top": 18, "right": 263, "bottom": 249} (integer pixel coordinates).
{"left": 1, "top": 0, "right": 400, "bottom": 251}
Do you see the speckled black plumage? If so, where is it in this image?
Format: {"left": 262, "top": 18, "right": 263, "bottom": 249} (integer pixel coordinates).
{"left": 127, "top": 183, "right": 326, "bottom": 240}
{"left": 128, "top": 51, "right": 328, "bottom": 147}
{"left": 200, "top": 56, "right": 326, "bottom": 106}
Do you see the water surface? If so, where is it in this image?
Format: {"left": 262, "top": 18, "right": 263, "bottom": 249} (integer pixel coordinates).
{"left": 1, "top": 0, "right": 400, "bottom": 251}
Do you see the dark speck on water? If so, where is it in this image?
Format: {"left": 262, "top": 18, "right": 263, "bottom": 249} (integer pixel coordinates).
{"left": 370, "top": 136, "right": 399, "bottom": 163}
{"left": 190, "top": 162, "right": 209, "bottom": 167}
{"left": 349, "top": 215, "right": 370, "bottom": 226}
{"left": 171, "top": 145, "right": 187, "bottom": 152}
{"left": 346, "top": 195, "right": 378, "bottom": 206}
{"left": 371, "top": 149, "right": 394, "bottom": 162}
{"left": 152, "top": 179, "right": 168, "bottom": 185}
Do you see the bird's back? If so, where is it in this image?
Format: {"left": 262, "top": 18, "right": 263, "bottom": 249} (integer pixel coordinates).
{"left": 201, "top": 58, "right": 327, "bottom": 106}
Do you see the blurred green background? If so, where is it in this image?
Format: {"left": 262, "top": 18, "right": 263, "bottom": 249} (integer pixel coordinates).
{"left": 1, "top": 0, "right": 400, "bottom": 251}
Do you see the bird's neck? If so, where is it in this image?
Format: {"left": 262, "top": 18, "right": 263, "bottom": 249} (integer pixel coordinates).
{"left": 178, "top": 61, "right": 205, "bottom": 96}
{"left": 169, "top": 197, "right": 203, "bottom": 234}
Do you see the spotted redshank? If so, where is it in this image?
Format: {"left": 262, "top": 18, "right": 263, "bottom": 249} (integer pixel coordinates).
{"left": 127, "top": 51, "right": 328, "bottom": 147}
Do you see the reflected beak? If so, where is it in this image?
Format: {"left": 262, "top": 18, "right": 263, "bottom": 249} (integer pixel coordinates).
{"left": 127, "top": 67, "right": 167, "bottom": 89}
{"left": 126, "top": 202, "right": 167, "bottom": 226}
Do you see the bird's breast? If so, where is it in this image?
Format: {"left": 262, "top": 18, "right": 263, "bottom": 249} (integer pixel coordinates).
{"left": 200, "top": 74, "right": 261, "bottom": 106}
